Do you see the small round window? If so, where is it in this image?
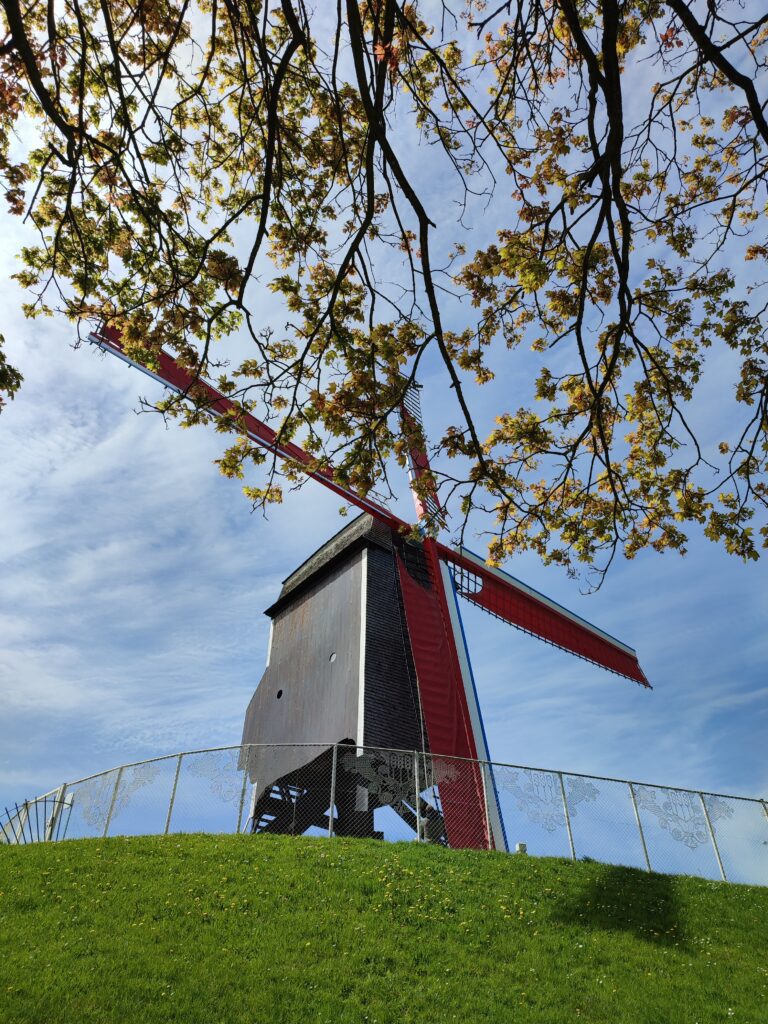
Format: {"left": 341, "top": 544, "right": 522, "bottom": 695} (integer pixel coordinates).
{"left": 276, "top": 689, "right": 283, "bottom": 699}
{"left": 329, "top": 652, "right": 337, "bottom": 663}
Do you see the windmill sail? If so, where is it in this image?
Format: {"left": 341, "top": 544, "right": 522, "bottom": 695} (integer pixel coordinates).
{"left": 398, "top": 380, "right": 444, "bottom": 528}
{"left": 441, "top": 547, "right": 651, "bottom": 688}
{"left": 396, "top": 387, "right": 507, "bottom": 848}
{"left": 90, "top": 326, "right": 402, "bottom": 531}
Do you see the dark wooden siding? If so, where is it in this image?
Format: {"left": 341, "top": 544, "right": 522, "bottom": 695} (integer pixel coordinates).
{"left": 363, "top": 545, "right": 426, "bottom": 752}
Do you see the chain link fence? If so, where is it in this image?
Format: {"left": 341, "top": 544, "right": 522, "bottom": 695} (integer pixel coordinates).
{"left": 3, "top": 743, "right": 767, "bottom": 886}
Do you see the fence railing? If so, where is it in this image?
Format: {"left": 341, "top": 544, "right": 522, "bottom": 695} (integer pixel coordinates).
{"left": 3, "top": 743, "right": 767, "bottom": 886}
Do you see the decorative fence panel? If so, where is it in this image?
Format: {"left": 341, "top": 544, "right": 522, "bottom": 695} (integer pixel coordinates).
{"left": 3, "top": 744, "right": 767, "bottom": 888}
{"left": 493, "top": 766, "right": 574, "bottom": 860}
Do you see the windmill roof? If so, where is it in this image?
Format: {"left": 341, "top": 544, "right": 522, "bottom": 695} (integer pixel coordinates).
{"left": 265, "top": 513, "right": 394, "bottom": 616}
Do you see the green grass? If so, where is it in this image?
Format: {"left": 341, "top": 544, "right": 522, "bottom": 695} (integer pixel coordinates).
{"left": 1, "top": 835, "right": 766, "bottom": 1023}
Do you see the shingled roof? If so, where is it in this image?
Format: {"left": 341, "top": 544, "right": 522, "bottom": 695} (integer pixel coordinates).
{"left": 265, "top": 514, "right": 394, "bottom": 616}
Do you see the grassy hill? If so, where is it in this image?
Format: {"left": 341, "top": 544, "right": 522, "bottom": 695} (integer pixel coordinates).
{"left": 1, "top": 834, "right": 766, "bottom": 1023}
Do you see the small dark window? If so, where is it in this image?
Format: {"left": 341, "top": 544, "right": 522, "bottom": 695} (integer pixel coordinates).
{"left": 276, "top": 689, "right": 283, "bottom": 699}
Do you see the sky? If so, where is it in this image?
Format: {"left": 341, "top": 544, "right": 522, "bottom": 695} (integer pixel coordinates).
{"left": 1, "top": 272, "right": 766, "bottom": 812}
{"left": 1, "top": 7, "right": 767, "bottom": 814}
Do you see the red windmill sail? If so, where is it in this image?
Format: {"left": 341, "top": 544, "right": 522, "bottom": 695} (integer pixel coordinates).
{"left": 441, "top": 547, "right": 650, "bottom": 687}
{"left": 396, "top": 380, "right": 496, "bottom": 846}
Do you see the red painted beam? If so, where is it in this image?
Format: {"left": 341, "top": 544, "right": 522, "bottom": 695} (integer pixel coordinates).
{"left": 92, "top": 326, "right": 404, "bottom": 533}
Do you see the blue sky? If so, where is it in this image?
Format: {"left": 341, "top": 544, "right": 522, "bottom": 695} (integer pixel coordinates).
{"left": 1, "top": 281, "right": 766, "bottom": 812}
{"left": 1, "top": 18, "right": 767, "bottom": 812}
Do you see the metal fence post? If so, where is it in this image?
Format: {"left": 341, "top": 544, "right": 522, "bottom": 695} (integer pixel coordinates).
{"left": 414, "top": 750, "right": 421, "bottom": 842}
{"left": 236, "top": 749, "right": 249, "bottom": 834}
{"left": 0, "top": 815, "right": 13, "bottom": 844}
{"left": 57, "top": 791, "right": 74, "bottom": 841}
{"left": 558, "top": 773, "right": 576, "bottom": 861}
{"left": 103, "top": 767, "right": 124, "bottom": 838}
{"left": 699, "top": 792, "right": 727, "bottom": 881}
{"left": 45, "top": 785, "right": 66, "bottom": 842}
{"left": 164, "top": 755, "right": 183, "bottom": 835}
{"left": 328, "top": 744, "right": 338, "bottom": 838}
{"left": 481, "top": 762, "right": 492, "bottom": 850}
{"left": 628, "top": 783, "right": 652, "bottom": 872}
{"left": 13, "top": 802, "right": 30, "bottom": 844}
{"left": 56, "top": 786, "right": 69, "bottom": 841}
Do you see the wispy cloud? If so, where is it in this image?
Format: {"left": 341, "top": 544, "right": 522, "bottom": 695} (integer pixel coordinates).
{"left": 0, "top": 284, "right": 346, "bottom": 800}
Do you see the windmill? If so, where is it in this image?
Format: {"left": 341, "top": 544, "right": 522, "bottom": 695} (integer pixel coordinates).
{"left": 89, "top": 325, "right": 650, "bottom": 850}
